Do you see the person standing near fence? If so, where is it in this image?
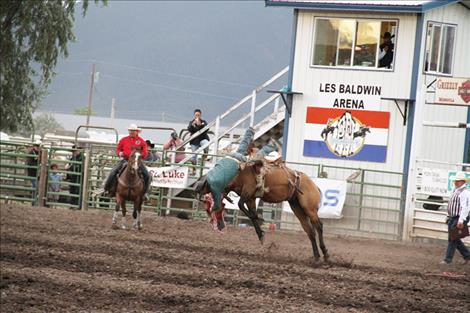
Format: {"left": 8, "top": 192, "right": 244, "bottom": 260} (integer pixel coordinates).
{"left": 48, "top": 163, "right": 63, "bottom": 205}
{"left": 26, "top": 140, "right": 41, "bottom": 204}
{"left": 67, "top": 145, "right": 83, "bottom": 210}
{"left": 441, "top": 171, "right": 470, "bottom": 265}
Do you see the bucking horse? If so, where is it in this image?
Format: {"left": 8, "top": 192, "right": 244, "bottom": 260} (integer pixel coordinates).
{"left": 195, "top": 160, "right": 329, "bottom": 262}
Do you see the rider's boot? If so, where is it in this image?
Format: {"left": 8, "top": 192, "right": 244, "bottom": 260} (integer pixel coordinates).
{"left": 143, "top": 174, "right": 151, "bottom": 202}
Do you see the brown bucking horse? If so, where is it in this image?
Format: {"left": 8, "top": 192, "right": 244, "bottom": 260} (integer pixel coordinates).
{"left": 227, "top": 161, "right": 329, "bottom": 262}
{"left": 112, "top": 150, "right": 145, "bottom": 230}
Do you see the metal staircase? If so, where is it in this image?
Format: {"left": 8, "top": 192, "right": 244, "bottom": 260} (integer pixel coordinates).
{"left": 177, "top": 66, "right": 289, "bottom": 166}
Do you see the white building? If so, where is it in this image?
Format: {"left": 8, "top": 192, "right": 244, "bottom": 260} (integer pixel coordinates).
{"left": 266, "top": 0, "right": 470, "bottom": 240}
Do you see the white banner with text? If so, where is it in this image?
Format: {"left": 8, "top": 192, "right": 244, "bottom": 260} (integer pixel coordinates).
{"left": 148, "top": 166, "right": 188, "bottom": 188}
{"left": 283, "top": 178, "right": 347, "bottom": 219}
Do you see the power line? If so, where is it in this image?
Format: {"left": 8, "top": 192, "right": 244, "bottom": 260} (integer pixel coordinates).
{"left": 100, "top": 73, "right": 238, "bottom": 100}
{"left": 62, "top": 59, "right": 257, "bottom": 88}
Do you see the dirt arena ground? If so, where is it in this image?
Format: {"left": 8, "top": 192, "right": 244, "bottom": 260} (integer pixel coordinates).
{"left": 1, "top": 203, "right": 469, "bottom": 313}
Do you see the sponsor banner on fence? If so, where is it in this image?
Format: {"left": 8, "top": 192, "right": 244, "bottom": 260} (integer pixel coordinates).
{"left": 434, "top": 77, "right": 470, "bottom": 106}
{"left": 148, "top": 166, "right": 188, "bottom": 188}
{"left": 415, "top": 167, "right": 449, "bottom": 197}
{"left": 303, "top": 107, "right": 390, "bottom": 162}
{"left": 416, "top": 167, "right": 470, "bottom": 196}
{"left": 283, "top": 178, "right": 346, "bottom": 219}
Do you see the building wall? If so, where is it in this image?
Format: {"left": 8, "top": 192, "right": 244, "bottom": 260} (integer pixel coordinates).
{"left": 418, "top": 3, "right": 470, "bottom": 163}
{"left": 287, "top": 10, "right": 418, "bottom": 175}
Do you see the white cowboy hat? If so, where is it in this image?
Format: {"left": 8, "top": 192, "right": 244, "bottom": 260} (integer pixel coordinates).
{"left": 451, "top": 171, "right": 470, "bottom": 182}
{"left": 33, "top": 139, "right": 42, "bottom": 146}
{"left": 264, "top": 151, "right": 281, "bottom": 162}
{"left": 127, "top": 123, "right": 141, "bottom": 131}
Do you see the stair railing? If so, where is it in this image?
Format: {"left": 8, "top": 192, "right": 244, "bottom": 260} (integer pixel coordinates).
{"left": 176, "top": 66, "right": 289, "bottom": 165}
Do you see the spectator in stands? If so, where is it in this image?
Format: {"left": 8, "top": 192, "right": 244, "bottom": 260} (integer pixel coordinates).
{"left": 145, "top": 140, "right": 160, "bottom": 163}
{"left": 66, "top": 145, "right": 83, "bottom": 210}
{"left": 48, "top": 163, "right": 62, "bottom": 204}
{"left": 187, "top": 109, "right": 210, "bottom": 164}
{"left": 441, "top": 171, "right": 470, "bottom": 265}
{"left": 163, "top": 131, "right": 186, "bottom": 163}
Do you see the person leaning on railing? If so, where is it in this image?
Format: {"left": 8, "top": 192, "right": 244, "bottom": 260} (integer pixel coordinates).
{"left": 163, "top": 131, "right": 186, "bottom": 163}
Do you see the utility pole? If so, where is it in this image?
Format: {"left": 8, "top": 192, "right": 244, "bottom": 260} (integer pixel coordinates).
{"left": 110, "top": 97, "right": 116, "bottom": 127}
{"left": 86, "top": 63, "right": 96, "bottom": 129}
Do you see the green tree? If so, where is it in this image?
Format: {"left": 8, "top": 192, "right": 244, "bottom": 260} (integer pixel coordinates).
{"left": 31, "top": 113, "right": 65, "bottom": 139}
{"left": 73, "top": 106, "right": 95, "bottom": 116}
{"left": 0, "top": 0, "right": 106, "bottom": 133}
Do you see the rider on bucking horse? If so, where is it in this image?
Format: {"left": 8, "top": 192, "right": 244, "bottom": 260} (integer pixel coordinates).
{"left": 195, "top": 127, "right": 278, "bottom": 214}
{"left": 103, "top": 123, "right": 151, "bottom": 199}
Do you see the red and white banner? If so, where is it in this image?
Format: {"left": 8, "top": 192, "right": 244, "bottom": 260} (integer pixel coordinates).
{"left": 303, "top": 107, "right": 390, "bottom": 162}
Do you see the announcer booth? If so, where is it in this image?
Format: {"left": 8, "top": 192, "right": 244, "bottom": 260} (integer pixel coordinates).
{"left": 266, "top": 0, "right": 470, "bottom": 241}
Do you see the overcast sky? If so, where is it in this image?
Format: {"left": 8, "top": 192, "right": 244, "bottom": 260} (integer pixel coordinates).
{"left": 41, "top": 1, "right": 292, "bottom": 124}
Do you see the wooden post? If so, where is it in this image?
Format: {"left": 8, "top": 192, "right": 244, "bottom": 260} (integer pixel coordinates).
{"left": 37, "top": 149, "right": 48, "bottom": 207}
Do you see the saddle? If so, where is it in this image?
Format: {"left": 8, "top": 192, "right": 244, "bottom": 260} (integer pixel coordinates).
{"left": 254, "top": 156, "right": 301, "bottom": 199}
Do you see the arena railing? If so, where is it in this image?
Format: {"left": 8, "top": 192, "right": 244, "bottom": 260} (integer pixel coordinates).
{"left": 0, "top": 140, "right": 405, "bottom": 240}
{"left": 0, "top": 141, "right": 41, "bottom": 205}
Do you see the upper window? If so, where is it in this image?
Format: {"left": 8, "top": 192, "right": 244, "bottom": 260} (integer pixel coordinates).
{"left": 424, "top": 22, "right": 456, "bottom": 75}
{"left": 312, "top": 18, "right": 397, "bottom": 70}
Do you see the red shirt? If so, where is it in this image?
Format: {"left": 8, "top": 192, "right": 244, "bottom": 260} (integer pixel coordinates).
{"left": 117, "top": 135, "right": 148, "bottom": 160}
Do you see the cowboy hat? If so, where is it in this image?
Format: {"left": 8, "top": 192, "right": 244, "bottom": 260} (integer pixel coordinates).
{"left": 451, "top": 171, "right": 470, "bottom": 182}
{"left": 145, "top": 140, "right": 155, "bottom": 148}
{"left": 264, "top": 151, "right": 281, "bottom": 162}
{"left": 33, "top": 139, "right": 42, "bottom": 146}
{"left": 127, "top": 123, "right": 141, "bottom": 131}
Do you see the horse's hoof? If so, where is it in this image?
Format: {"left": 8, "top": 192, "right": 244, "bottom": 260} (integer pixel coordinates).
{"left": 111, "top": 224, "right": 119, "bottom": 230}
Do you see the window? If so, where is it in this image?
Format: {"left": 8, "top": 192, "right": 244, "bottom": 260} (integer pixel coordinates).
{"left": 312, "top": 18, "right": 397, "bottom": 70}
{"left": 424, "top": 22, "right": 456, "bottom": 75}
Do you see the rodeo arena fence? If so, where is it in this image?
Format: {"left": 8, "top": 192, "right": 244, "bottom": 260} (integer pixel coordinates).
{"left": 0, "top": 136, "right": 413, "bottom": 241}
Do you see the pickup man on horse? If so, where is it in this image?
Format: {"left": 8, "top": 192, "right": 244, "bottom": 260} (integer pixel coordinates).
{"left": 103, "top": 124, "right": 151, "bottom": 199}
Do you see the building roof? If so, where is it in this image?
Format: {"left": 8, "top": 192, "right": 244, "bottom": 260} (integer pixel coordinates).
{"left": 265, "top": 0, "right": 460, "bottom": 13}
